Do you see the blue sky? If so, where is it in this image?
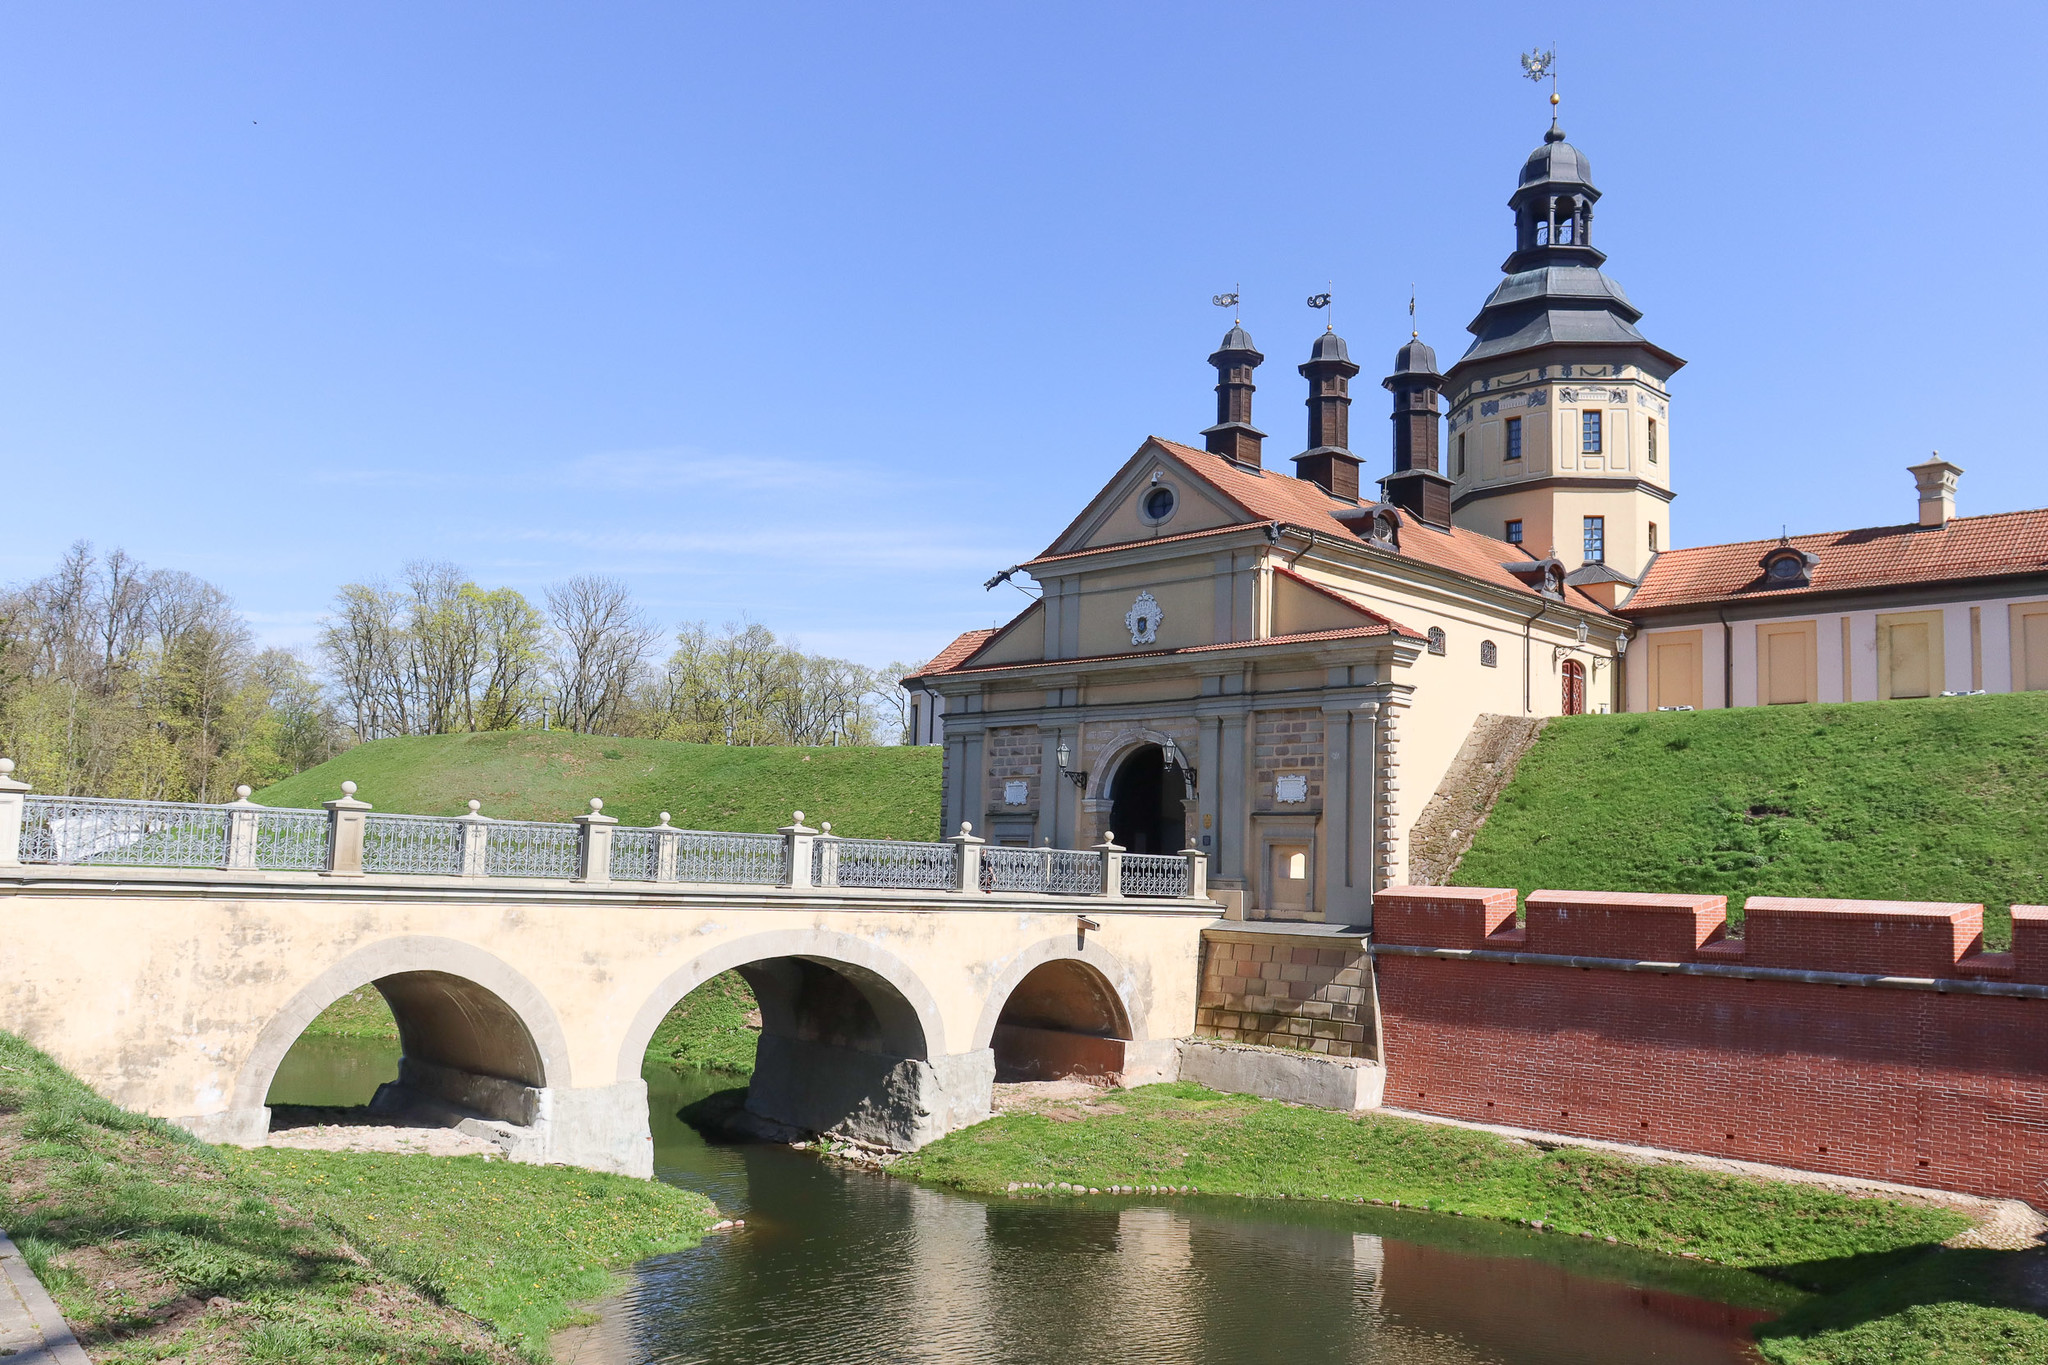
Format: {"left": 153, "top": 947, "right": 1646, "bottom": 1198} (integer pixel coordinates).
{"left": 2, "top": 3, "right": 2043, "bottom": 670}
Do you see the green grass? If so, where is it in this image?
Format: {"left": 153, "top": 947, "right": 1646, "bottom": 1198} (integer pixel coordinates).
{"left": 0, "top": 1030, "right": 714, "bottom": 1362}
{"left": 642, "top": 970, "right": 759, "bottom": 1076}
{"left": 235, "top": 1148, "right": 715, "bottom": 1359}
{"left": 255, "top": 729, "right": 943, "bottom": 838}
{"left": 897, "top": 1083, "right": 2048, "bottom": 1363}
{"left": 299, "top": 985, "right": 399, "bottom": 1040}
{"left": 1454, "top": 693, "right": 2048, "bottom": 947}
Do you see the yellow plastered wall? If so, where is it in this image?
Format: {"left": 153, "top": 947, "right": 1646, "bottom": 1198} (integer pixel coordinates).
{"left": 1649, "top": 629, "right": 1703, "bottom": 709}
{"left": 1757, "top": 620, "right": 1819, "bottom": 705}
{"left": 1878, "top": 610, "right": 1945, "bottom": 699}
{"left": 2013, "top": 601, "right": 2048, "bottom": 692}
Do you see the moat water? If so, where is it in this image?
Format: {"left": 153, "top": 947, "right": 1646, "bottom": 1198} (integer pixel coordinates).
{"left": 270, "top": 1042, "right": 1782, "bottom": 1363}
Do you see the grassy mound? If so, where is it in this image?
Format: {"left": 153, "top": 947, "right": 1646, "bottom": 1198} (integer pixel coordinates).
{"left": 255, "top": 730, "right": 942, "bottom": 839}
{"left": 0, "top": 1031, "right": 714, "bottom": 1362}
{"left": 642, "top": 971, "right": 759, "bottom": 1076}
{"left": 1453, "top": 693, "right": 2048, "bottom": 946}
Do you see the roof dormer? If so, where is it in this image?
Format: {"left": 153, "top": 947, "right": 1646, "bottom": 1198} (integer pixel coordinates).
{"left": 1757, "top": 539, "right": 1819, "bottom": 589}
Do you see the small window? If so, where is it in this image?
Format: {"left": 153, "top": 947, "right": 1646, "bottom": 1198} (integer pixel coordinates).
{"left": 1141, "top": 486, "right": 1177, "bottom": 522}
{"left": 1286, "top": 851, "right": 1307, "bottom": 879}
{"left": 1505, "top": 519, "right": 1523, "bottom": 545}
{"left": 1581, "top": 410, "right": 1603, "bottom": 454}
{"left": 1584, "top": 515, "right": 1605, "bottom": 563}
{"left": 1647, "top": 418, "right": 1659, "bottom": 464}
{"left": 1456, "top": 433, "right": 1466, "bottom": 477}
{"left": 1648, "top": 521, "right": 1659, "bottom": 552}
{"left": 1427, "top": 627, "right": 1446, "bottom": 656}
{"left": 1505, "top": 417, "right": 1523, "bottom": 461}
{"left": 1480, "top": 640, "right": 1498, "bottom": 668}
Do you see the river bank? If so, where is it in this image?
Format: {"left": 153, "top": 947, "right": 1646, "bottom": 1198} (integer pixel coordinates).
{"left": 894, "top": 1081, "right": 2048, "bottom": 1364}
{"left": 0, "top": 1031, "right": 716, "bottom": 1363}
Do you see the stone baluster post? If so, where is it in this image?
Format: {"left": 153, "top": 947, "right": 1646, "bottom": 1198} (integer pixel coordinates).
{"left": 780, "top": 812, "right": 818, "bottom": 888}
{"left": 1094, "top": 832, "right": 1124, "bottom": 899}
{"left": 816, "top": 822, "right": 841, "bottom": 888}
{"left": 225, "top": 786, "right": 261, "bottom": 869}
{"left": 950, "top": 821, "right": 986, "bottom": 894}
{"left": 575, "top": 798, "right": 617, "bottom": 884}
{"left": 324, "top": 782, "right": 371, "bottom": 877}
{"left": 654, "top": 812, "right": 680, "bottom": 883}
{"left": 1180, "top": 846, "right": 1209, "bottom": 900}
{"left": 458, "top": 801, "right": 492, "bottom": 878}
{"left": 0, "top": 759, "right": 29, "bottom": 868}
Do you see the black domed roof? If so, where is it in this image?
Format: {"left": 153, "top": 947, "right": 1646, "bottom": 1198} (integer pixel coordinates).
{"left": 1217, "top": 324, "right": 1257, "bottom": 352}
{"left": 1390, "top": 336, "right": 1439, "bottom": 376}
{"left": 1308, "top": 329, "right": 1351, "bottom": 363}
{"left": 1517, "top": 125, "right": 1595, "bottom": 195}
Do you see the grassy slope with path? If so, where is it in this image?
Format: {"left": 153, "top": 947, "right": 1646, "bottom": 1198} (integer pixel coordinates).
{"left": 1452, "top": 693, "right": 2048, "bottom": 946}
{"left": 898, "top": 1083, "right": 2048, "bottom": 1364}
{"left": 255, "top": 730, "right": 943, "bottom": 839}
{"left": 0, "top": 1031, "right": 714, "bottom": 1363}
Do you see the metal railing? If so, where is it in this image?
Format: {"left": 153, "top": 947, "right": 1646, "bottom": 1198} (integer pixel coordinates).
{"left": 1, "top": 764, "right": 1209, "bottom": 903}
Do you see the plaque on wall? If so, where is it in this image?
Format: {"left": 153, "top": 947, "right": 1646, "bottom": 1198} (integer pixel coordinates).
{"left": 1003, "top": 780, "right": 1028, "bottom": 805}
{"left": 1125, "top": 591, "right": 1162, "bottom": 646}
{"left": 1275, "top": 774, "right": 1309, "bottom": 803}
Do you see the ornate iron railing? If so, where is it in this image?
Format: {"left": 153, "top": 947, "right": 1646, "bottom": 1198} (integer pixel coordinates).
{"left": 675, "top": 831, "right": 785, "bottom": 885}
{"left": 1120, "top": 852, "right": 1191, "bottom": 898}
{"left": 982, "top": 845, "right": 1102, "bottom": 896}
{"left": 486, "top": 820, "right": 581, "bottom": 879}
{"left": 609, "top": 828, "right": 660, "bottom": 882}
{"left": 18, "top": 795, "right": 231, "bottom": 868}
{"left": 830, "top": 837, "right": 957, "bottom": 891}
{"left": 253, "top": 808, "right": 332, "bottom": 871}
{"left": 362, "top": 813, "right": 464, "bottom": 876}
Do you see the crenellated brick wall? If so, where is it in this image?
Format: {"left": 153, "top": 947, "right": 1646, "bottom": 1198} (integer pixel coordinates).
{"left": 1195, "top": 930, "right": 1377, "bottom": 1059}
{"left": 1370, "top": 886, "right": 2048, "bottom": 1205}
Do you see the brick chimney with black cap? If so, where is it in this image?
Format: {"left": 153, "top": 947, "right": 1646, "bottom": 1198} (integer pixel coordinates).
{"left": 1378, "top": 335, "right": 1454, "bottom": 527}
{"left": 1292, "top": 329, "right": 1363, "bottom": 500}
{"left": 1202, "top": 324, "right": 1266, "bottom": 469}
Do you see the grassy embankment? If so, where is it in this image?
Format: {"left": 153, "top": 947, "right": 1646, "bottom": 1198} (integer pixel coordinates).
{"left": 0, "top": 1031, "right": 715, "bottom": 1362}
{"left": 898, "top": 1083, "right": 2048, "bottom": 1364}
{"left": 1453, "top": 692, "right": 2048, "bottom": 947}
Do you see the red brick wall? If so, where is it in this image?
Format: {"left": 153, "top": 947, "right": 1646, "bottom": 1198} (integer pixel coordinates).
{"left": 1371, "top": 889, "right": 2048, "bottom": 1205}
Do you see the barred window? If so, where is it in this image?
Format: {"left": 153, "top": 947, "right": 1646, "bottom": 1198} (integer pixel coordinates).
{"left": 1584, "top": 515, "right": 1606, "bottom": 563}
{"left": 1427, "top": 627, "right": 1446, "bottom": 656}
{"left": 1505, "top": 519, "right": 1523, "bottom": 545}
{"left": 1480, "top": 640, "right": 1498, "bottom": 668}
{"left": 1505, "top": 417, "right": 1523, "bottom": 461}
{"left": 1582, "top": 410, "right": 1603, "bottom": 454}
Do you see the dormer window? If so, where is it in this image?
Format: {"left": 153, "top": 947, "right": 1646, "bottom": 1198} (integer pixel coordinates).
{"left": 1757, "top": 540, "right": 1819, "bottom": 589}
{"left": 1370, "top": 509, "right": 1400, "bottom": 550}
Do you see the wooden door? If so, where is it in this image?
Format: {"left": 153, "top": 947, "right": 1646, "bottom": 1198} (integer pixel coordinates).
{"left": 1562, "top": 659, "right": 1586, "bottom": 715}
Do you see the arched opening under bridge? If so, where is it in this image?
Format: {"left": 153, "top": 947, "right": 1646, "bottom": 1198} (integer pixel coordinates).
{"left": 990, "top": 958, "right": 1133, "bottom": 1083}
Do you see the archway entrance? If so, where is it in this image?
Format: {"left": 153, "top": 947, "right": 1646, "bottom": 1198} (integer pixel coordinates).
{"left": 1562, "top": 659, "right": 1586, "bottom": 716}
{"left": 990, "top": 959, "right": 1133, "bottom": 1082}
{"left": 1109, "top": 744, "right": 1185, "bottom": 854}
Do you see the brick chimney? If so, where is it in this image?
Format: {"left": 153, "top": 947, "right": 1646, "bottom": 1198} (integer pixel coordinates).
{"left": 1909, "top": 454, "right": 1962, "bottom": 528}
{"left": 1202, "top": 325, "right": 1266, "bottom": 469}
{"left": 1292, "top": 329, "right": 1363, "bottom": 499}
{"left": 1378, "top": 335, "right": 1453, "bottom": 527}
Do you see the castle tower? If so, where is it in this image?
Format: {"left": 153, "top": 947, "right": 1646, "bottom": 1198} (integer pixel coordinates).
{"left": 1443, "top": 120, "right": 1685, "bottom": 582}
{"left": 1293, "top": 329, "right": 1363, "bottom": 499}
{"left": 1378, "top": 335, "right": 1453, "bottom": 527}
{"left": 1202, "top": 324, "right": 1267, "bottom": 469}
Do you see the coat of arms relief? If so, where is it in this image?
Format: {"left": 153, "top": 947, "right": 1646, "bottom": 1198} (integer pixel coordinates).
{"left": 1125, "top": 591, "right": 1162, "bottom": 646}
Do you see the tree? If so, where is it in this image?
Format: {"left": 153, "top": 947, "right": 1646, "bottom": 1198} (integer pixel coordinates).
{"left": 545, "top": 575, "right": 658, "bottom": 735}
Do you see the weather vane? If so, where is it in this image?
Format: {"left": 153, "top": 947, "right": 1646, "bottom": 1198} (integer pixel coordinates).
{"left": 1211, "top": 286, "right": 1241, "bottom": 323}
{"left": 1305, "top": 286, "right": 1332, "bottom": 330}
{"left": 1521, "top": 45, "right": 1560, "bottom": 123}
{"left": 1408, "top": 286, "right": 1417, "bottom": 340}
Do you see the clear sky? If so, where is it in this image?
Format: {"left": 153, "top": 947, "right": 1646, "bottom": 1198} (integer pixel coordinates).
{"left": 3, "top": 2, "right": 2042, "bottom": 670}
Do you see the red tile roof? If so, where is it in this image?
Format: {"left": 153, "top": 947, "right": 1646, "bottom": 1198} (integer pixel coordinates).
{"left": 1271, "top": 566, "right": 1428, "bottom": 640}
{"left": 1033, "top": 437, "right": 1614, "bottom": 615}
{"left": 909, "top": 628, "right": 998, "bottom": 679}
{"left": 1625, "top": 507, "right": 2048, "bottom": 613}
{"left": 914, "top": 621, "right": 1421, "bottom": 679}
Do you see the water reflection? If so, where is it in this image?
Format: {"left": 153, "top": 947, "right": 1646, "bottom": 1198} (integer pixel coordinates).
{"left": 264, "top": 1034, "right": 399, "bottom": 1108}
{"left": 598, "top": 1067, "right": 1771, "bottom": 1365}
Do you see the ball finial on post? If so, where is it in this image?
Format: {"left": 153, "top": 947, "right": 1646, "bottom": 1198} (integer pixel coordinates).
{"left": 341, "top": 781, "right": 357, "bottom": 797}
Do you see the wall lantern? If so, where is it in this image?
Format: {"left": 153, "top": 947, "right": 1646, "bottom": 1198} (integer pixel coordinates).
{"left": 1161, "top": 736, "right": 1198, "bottom": 799}
{"left": 1055, "top": 739, "right": 1088, "bottom": 789}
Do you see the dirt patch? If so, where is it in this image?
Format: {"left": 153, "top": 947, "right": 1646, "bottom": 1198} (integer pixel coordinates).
{"left": 991, "top": 1080, "right": 1126, "bottom": 1119}
{"left": 267, "top": 1106, "right": 505, "bottom": 1158}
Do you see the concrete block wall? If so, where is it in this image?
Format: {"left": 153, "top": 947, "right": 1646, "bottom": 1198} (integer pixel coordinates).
{"left": 1372, "top": 887, "right": 2048, "bottom": 1205}
{"left": 1194, "top": 931, "right": 1377, "bottom": 1059}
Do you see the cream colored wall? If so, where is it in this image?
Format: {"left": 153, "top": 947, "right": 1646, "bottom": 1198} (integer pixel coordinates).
{"left": 0, "top": 870, "right": 1214, "bottom": 1136}
{"left": 1072, "top": 559, "right": 1221, "bottom": 657}
{"left": 973, "top": 604, "right": 1047, "bottom": 666}
{"left": 1080, "top": 464, "right": 1243, "bottom": 549}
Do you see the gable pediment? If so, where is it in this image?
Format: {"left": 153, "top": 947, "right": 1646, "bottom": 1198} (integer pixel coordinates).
{"left": 1041, "top": 440, "right": 1252, "bottom": 558}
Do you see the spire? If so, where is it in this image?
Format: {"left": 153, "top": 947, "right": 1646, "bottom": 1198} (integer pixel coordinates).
{"left": 1292, "top": 329, "right": 1362, "bottom": 499}
{"left": 1202, "top": 325, "right": 1266, "bottom": 469}
{"left": 1378, "top": 334, "right": 1452, "bottom": 527}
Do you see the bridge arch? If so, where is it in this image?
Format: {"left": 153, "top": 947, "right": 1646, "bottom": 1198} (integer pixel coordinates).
{"left": 972, "top": 936, "right": 1147, "bottom": 1051}
{"left": 614, "top": 928, "right": 947, "bottom": 1086}
{"left": 235, "top": 936, "right": 573, "bottom": 1121}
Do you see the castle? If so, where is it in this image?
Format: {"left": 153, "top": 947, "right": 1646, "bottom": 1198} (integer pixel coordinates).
{"left": 907, "top": 116, "right": 2048, "bottom": 924}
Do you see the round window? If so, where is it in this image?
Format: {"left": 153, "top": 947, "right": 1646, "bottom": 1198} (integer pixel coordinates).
{"left": 1142, "top": 486, "right": 1177, "bottom": 522}
{"left": 1768, "top": 556, "right": 1801, "bottom": 580}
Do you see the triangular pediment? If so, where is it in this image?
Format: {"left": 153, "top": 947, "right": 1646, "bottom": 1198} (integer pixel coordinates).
{"left": 1039, "top": 439, "right": 1255, "bottom": 559}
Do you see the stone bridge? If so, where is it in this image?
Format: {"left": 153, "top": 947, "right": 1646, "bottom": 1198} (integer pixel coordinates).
{"left": 0, "top": 764, "right": 1217, "bottom": 1176}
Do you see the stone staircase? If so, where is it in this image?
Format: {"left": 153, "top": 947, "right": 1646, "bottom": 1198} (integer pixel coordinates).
{"left": 1404, "top": 715, "right": 1547, "bottom": 885}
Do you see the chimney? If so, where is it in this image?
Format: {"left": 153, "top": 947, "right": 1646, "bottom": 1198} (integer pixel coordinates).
{"left": 1202, "top": 325, "right": 1266, "bottom": 469}
{"left": 1909, "top": 454, "right": 1962, "bottom": 528}
{"left": 1292, "top": 330, "right": 1364, "bottom": 499}
{"left": 1378, "top": 335, "right": 1454, "bottom": 527}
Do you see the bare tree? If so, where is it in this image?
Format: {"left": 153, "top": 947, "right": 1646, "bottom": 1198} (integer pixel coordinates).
{"left": 545, "top": 575, "right": 657, "bottom": 735}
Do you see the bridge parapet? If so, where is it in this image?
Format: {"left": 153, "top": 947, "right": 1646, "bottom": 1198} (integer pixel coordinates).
{"left": 0, "top": 765, "right": 1210, "bottom": 904}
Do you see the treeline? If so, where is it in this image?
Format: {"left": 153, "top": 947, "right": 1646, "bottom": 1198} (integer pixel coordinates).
{"left": 0, "top": 547, "right": 915, "bottom": 799}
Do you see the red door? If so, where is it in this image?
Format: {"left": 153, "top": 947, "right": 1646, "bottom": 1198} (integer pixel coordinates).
{"left": 1562, "top": 659, "right": 1586, "bottom": 716}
